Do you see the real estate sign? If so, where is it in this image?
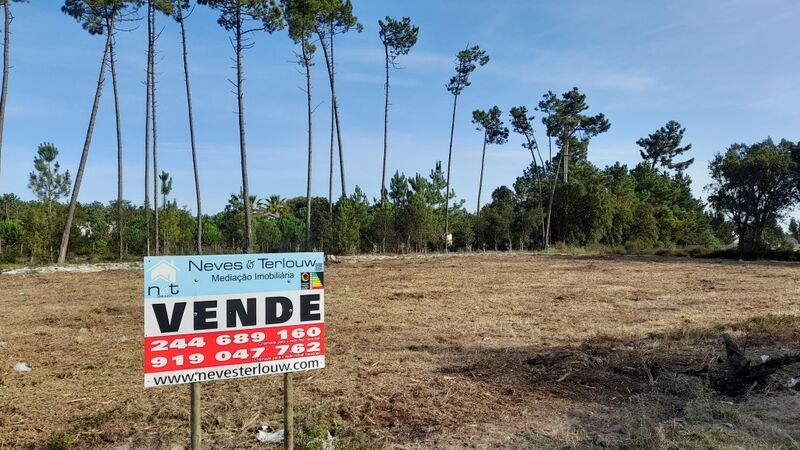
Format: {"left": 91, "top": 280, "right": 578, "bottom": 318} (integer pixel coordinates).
{"left": 143, "top": 252, "right": 325, "bottom": 387}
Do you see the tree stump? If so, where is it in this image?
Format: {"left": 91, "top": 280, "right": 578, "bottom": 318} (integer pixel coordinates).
{"left": 710, "top": 333, "right": 800, "bottom": 395}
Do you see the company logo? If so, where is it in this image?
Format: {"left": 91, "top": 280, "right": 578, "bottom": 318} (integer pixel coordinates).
{"left": 150, "top": 260, "right": 179, "bottom": 283}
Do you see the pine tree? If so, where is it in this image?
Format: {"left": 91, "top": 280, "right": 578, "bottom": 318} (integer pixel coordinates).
{"left": 378, "top": 16, "right": 418, "bottom": 206}
{"left": 443, "top": 45, "right": 489, "bottom": 248}
{"left": 472, "top": 106, "right": 508, "bottom": 215}
{"left": 199, "top": 0, "right": 283, "bottom": 252}
{"left": 637, "top": 120, "right": 694, "bottom": 175}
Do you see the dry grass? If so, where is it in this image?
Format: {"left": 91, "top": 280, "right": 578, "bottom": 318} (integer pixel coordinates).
{"left": 1, "top": 253, "right": 799, "bottom": 449}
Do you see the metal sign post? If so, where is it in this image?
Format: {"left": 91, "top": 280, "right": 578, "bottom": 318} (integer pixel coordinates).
{"left": 142, "top": 252, "right": 325, "bottom": 449}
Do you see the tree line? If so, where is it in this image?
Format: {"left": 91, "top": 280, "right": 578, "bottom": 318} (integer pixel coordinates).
{"left": 0, "top": 1, "right": 799, "bottom": 264}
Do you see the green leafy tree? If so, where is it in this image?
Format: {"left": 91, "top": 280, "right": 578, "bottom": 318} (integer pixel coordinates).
{"left": 158, "top": 201, "right": 190, "bottom": 255}
{"left": 707, "top": 211, "right": 736, "bottom": 246}
{"left": 630, "top": 162, "right": 712, "bottom": 247}
{"left": 199, "top": 0, "right": 283, "bottom": 252}
{"left": 75, "top": 201, "right": 110, "bottom": 256}
{"left": 789, "top": 217, "right": 800, "bottom": 242}
{"left": 472, "top": 106, "right": 509, "bottom": 214}
{"left": 637, "top": 120, "right": 694, "bottom": 175}
{"left": 254, "top": 216, "right": 281, "bottom": 251}
{"left": 509, "top": 106, "right": 547, "bottom": 244}
{"left": 475, "top": 186, "right": 514, "bottom": 250}
{"left": 511, "top": 195, "right": 543, "bottom": 250}
{"left": 0, "top": 218, "right": 23, "bottom": 255}
{"left": 28, "top": 143, "right": 71, "bottom": 216}
{"left": 397, "top": 177, "right": 435, "bottom": 252}
{"left": 333, "top": 196, "right": 366, "bottom": 254}
{"left": 277, "top": 214, "right": 305, "bottom": 251}
{"left": 378, "top": 16, "right": 418, "bottom": 205}
{"left": 388, "top": 170, "right": 408, "bottom": 208}
{"left": 599, "top": 162, "right": 637, "bottom": 246}
{"left": 426, "top": 160, "right": 453, "bottom": 243}
{"left": 265, "top": 194, "right": 291, "bottom": 216}
{"left": 0, "top": 0, "right": 27, "bottom": 179}
{"left": 159, "top": 170, "right": 172, "bottom": 208}
{"left": 0, "top": 192, "right": 19, "bottom": 219}
{"left": 708, "top": 139, "right": 799, "bottom": 256}
{"left": 537, "top": 87, "right": 610, "bottom": 247}
{"left": 443, "top": 45, "right": 489, "bottom": 246}
{"left": 221, "top": 189, "right": 264, "bottom": 250}
{"left": 28, "top": 142, "right": 72, "bottom": 260}
{"left": 547, "top": 162, "right": 612, "bottom": 246}
{"left": 294, "top": 196, "right": 331, "bottom": 251}
{"left": 369, "top": 201, "right": 394, "bottom": 252}
{"left": 202, "top": 218, "right": 224, "bottom": 250}
{"left": 538, "top": 87, "right": 610, "bottom": 183}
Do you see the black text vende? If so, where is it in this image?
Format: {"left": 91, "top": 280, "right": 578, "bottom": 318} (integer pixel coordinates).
{"left": 144, "top": 291, "right": 324, "bottom": 336}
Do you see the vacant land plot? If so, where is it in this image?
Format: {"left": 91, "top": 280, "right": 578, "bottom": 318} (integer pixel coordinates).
{"left": 1, "top": 254, "right": 799, "bottom": 449}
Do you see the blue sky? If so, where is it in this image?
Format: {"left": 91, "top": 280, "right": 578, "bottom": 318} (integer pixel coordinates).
{"left": 1, "top": 0, "right": 799, "bottom": 215}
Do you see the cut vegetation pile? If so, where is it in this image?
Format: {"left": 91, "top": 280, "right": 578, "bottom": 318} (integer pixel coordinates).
{"left": 1, "top": 254, "right": 799, "bottom": 449}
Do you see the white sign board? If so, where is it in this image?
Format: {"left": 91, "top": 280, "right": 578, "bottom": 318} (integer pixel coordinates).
{"left": 143, "top": 253, "right": 325, "bottom": 387}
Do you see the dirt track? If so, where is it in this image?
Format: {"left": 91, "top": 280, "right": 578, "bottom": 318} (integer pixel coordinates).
{"left": 1, "top": 254, "right": 799, "bottom": 449}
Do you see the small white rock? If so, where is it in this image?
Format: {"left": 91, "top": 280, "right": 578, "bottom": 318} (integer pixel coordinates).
{"left": 14, "top": 362, "right": 31, "bottom": 372}
{"left": 118, "top": 336, "right": 129, "bottom": 343}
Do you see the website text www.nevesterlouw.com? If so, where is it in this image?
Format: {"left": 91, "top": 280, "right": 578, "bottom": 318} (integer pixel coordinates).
{"left": 148, "top": 359, "right": 321, "bottom": 386}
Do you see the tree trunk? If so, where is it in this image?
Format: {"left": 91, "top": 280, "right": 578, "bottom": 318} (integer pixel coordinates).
{"left": 58, "top": 25, "right": 113, "bottom": 264}
{"left": 178, "top": 7, "right": 202, "bottom": 256}
{"left": 0, "top": 0, "right": 10, "bottom": 179}
{"left": 302, "top": 40, "right": 312, "bottom": 250}
{"left": 443, "top": 93, "right": 459, "bottom": 250}
{"left": 328, "top": 96, "right": 334, "bottom": 214}
{"left": 150, "top": 3, "right": 159, "bottom": 256}
{"left": 317, "top": 27, "right": 346, "bottom": 198}
{"left": 144, "top": 2, "right": 152, "bottom": 257}
{"left": 235, "top": 9, "right": 253, "bottom": 253}
{"left": 526, "top": 136, "right": 546, "bottom": 249}
{"left": 563, "top": 134, "right": 570, "bottom": 184}
{"left": 544, "top": 153, "right": 563, "bottom": 249}
{"left": 476, "top": 133, "right": 487, "bottom": 215}
{"left": 380, "top": 43, "right": 390, "bottom": 207}
{"left": 109, "top": 24, "right": 123, "bottom": 261}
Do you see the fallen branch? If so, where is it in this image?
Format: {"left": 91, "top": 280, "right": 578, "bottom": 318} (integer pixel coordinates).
{"left": 709, "top": 333, "right": 800, "bottom": 395}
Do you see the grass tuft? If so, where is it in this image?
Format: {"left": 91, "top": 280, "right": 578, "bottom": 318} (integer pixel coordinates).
{"left": 294, "top": 406, "right": 378, "bottom": 450}
{"left": 38, "top": 433, "right": 73, "bottom": 450}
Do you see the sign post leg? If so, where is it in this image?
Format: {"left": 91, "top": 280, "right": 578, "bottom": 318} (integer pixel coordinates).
{"left": 191, "top": 382, "right": 201, "bottom": 449}
{"left": 284, "top": 372, "right": 294, "bottom": 450}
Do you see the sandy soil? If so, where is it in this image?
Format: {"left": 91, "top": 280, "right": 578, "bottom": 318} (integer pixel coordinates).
{"left": 1, "top": 254, "right": 799, "bottom": 449}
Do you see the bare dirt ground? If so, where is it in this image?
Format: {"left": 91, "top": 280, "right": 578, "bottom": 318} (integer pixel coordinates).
{"left": 1, "top": 254, "right": 799, "bottom": 449}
